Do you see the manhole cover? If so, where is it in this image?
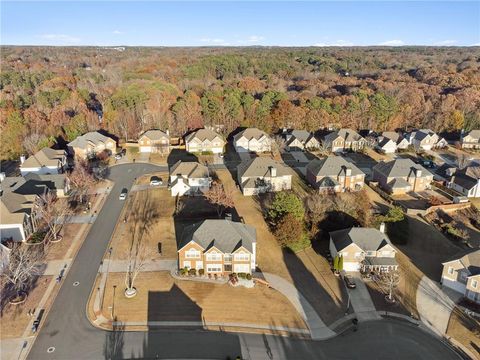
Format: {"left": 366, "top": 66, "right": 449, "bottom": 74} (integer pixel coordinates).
{"left": 47, "top": 347, "right": 55, "bottom": 353}
{"left": 73, "top": 281, "right": 80, "bottom": 287}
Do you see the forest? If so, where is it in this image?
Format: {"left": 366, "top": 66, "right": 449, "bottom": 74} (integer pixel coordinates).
{"left": 1, "top": 45, "right": 479, "bottom": 160}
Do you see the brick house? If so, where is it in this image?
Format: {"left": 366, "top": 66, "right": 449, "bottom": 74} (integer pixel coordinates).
{"left": 177, "top": 219, "right": 256, "bottom": 275}
{"left": 323, "top": 129, "right": 366, "bottom": 153}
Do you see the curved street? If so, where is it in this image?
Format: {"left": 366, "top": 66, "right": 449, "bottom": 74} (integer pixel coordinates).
{"left": 27, "top": 163, "right": 461, "bottom": 360}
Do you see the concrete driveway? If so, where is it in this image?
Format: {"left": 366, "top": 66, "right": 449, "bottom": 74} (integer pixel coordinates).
{"left": 346, "top": 272, "right": 381, "bottom": 322}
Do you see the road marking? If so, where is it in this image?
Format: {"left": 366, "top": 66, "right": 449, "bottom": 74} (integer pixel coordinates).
{"left": 73, "top": 281, "right": 80, "bottom": 286}
{"left": 47, "top": 347, "right": 55, "bottom": 353}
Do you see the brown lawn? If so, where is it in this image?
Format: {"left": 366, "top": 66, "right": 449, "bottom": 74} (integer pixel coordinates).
{"left": 136, "top": 171, "right": 169, "bottom": 186}
{"left": 446, "top": 308, "right": 480, "bottom": 358}
{"left": 97, "top": 272, "right": 307, "bottom": 331}
{"left": 44, "top": 224, "right": 84, "bottom": 261}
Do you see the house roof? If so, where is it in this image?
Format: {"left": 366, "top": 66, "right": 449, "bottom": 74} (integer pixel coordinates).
{"left": 364, "top": 257, "right": 398, "bottom": 267}
{"left": 388, "top": 177, "right": 411, "bottom": 189}
{"left": 285, "top": 130, "right": 316, "bottom": 146}
{"left": 381, "top": 131, "right": 401, "bottom": 143}
{"left": 68, "top": 131, "right": 115, "bottom": 149}
{"left": 233, "top": 128, "right": 269, "bottom": 142}
{"left": 373, "top": 158, "right": 431, "bottom": 178}
{"left": 414, "top": 129, "right": 437, "bottom": 141}
{"left": 185, "top": 128, "right": 224, "bottom": 143}
{"left": 21, "top": 148, "right": 65, "bottom": 169}
{"left": 306, "top": 156, "right": 364, "bottom": 177}
{"left": 378, "top": 138, "right": 397, "bottom": 149}
{"left": 237, "top": 157, "right": 291, "bottom": 179}
{"left": 1, "top": 173, "right": 66, "bottom": 196}
{"left": 0, "top": 192, "right": 35, "bottom": 224}
{"left": 324, "top": 129, "right": 364, "bottom": 143}
{"left": 463, "top": 130, "right": 480, "bottom": 143}
{"left": 317, "top": 176, "right": 340, "bottom": 188}
{"left": 140, "top": 130, "right": 169, "bottom": 141}
{"left": 443, "top": 249, "right": 480, "bottom": 276}
{"left": 330, "top": 227, "right": 392, "bottom": 252}
{"left": 170, "top": 161, "right": 209, "bottom": 179}
{"left": 179, "top": 219, "right": 256, "bottom": 253}
{"left": 452, "top": 174, "right": 477, "bottom": 190}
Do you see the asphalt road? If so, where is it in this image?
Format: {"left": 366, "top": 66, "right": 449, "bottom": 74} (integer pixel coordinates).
{"left": 27, "top": 163, "right": 462, "bottom": 360}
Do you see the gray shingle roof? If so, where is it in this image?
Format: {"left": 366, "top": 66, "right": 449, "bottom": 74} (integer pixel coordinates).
{"left": 464, "top": 130, "right": 480, "bottom": 142}
{"left": 377, "top": 138, "right": 396, "bottom": 149}
{"left": 170, "top": 161, "right": 209, "bottom": 179}
{"left": 444, "top": 249, "right": 480, "bottom": 276}
{"left": 237, "top": 157, "right": 291, "bottom": 178}
{"left": 324, "top": 129, "right": 364, "bottom": 143}
{"left": 140, "top": 130, "right": 169, "bottom": 141}
{"left": 21, "top": 148, "right": 65, "bottom": 169}
{"left": 233, "top": 128, "right": 269, "bottom": 141}
{"left": 381, "top": 131, "right": 401, "bottom": 142}
{"left": 306, "top": 156, "right": 364, "bottom": 177}
{"left": 285, "top": 130, "right": 315, "bottom": 146}
{"left": 414, "top": 129, "right": 436, "bottom": 141}
{"left": 373, "top": 159, "right": 431, "bottom": 178}
{"left": 388, "top": 178, "right": 411, "bottom": 189}
{"left": 330, "top": 228, "right": 392, "bottom": 252}
{"left": 1, "top": 174, "right": 66, "bottom": 196}
{"left": 68, "top": 131, "right": 115, "bottom": 149}
{"left": 185, "top": 128, "right": 224, "bottom": 143}
{"left": 179, "top": 219, "right": 256, "bottom": 253}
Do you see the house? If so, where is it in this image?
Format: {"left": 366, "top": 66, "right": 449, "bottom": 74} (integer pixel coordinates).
{"left": 441, "top": 249, "right": 480, "bottom": 304}
{"left": 233, "top": 128, "right": 271, "bottom": 153}
{"left": 306, "top": 156, "right": 365, "bottom": 193}
{"left": 323, "top": 129, "right": 366, "bottom": 152}
{"left": 282, "top": 129, "right": 320, "bottom": 151}
{"left": 329, "top": 225, "right": 398, "bottom": 272}
{"left": 237, "top": 157, "right": 292, "bottom": 196}
{"left": 375, "top": 138, "right": 397, "bottom": 154}
{"left": 178, "top": 219, "right": 256, "bottom": 275}
{"left": 185, "top": 128, "right": 225, "bottom": 154}
{"left": 20, "top": 148, "right": 67, "bottom": 176}
{"left": 138, "top": 130, "right": 170, "bottom": 154}
{"left": 381, "top": 131, "right": 410, "bottom": 150}
{"left": 67, "top": 131, "right": 116, "bottom": 159}
{"left": 461, "top": 130, "right": 480, "bottom": 149}
{"left": 407, "top": 129, "right": 444, "bottom": 151}
{"left": 169, "top": 161, "right": 211, "bottom": 197}
{"left": 372, "top": 158, "right": 433, "bottom": 194}
{"left": 1, "top": 173, "right": 70, "bottom": 198}
{"left": 448, "top": 165, "right": 480, "bottom": 197}
{"left": 0, "top": 193, "right": 38, "bottom": 242}
{"left": 0, "top": 243, "right": 11, "bottom": 274}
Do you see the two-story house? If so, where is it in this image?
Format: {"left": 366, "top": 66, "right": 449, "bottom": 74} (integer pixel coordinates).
{"left": 233, "top": 128, "right": 272, "bottom": 153}
{"left": 461, "top": 130, "right": 480, "bottom": 149}
{"left": 372, "top": 158, "right": 433, "bottom": 195}
{"left": 379, "top": 131, "right": 410, "bottom": 151}
{"left": 185, "top": 128, "right": 226, "bottom": 154}
{"left": 323, "top": 129, "right": 366, "bottom": 153}
{"left": 329, "top": 225, "right": 398, "bottom": 272}
{"left": 20, "top": 148, "right": 67, "bottom": 176}
{"left": 448, "top": 165, "right": 480, "bottom": 198}
{"left": 177, "top": 219, "right": 256, "bottom": 275}
{"left": 169, "top": 161, "right": 211, "bottom": 197}
{"left": 138, "top": 130, "right": 170, "bottom": 154}
{"left": 306, "top": 156, "right": 365, "bottom": 193}
{"left": 407, "top": 129, "right": 446, "bottom": 151}
{"left": 441, "top": 249, "right": 480, "bottom": 304}
{"left": 282, "top": 129, "right": 320, "bottom": 151}
{"left": 237, "top": 157, "right": 292, "bottom": 196}
{"left": 67, "top": 131, "right": 116, "bottom": 159}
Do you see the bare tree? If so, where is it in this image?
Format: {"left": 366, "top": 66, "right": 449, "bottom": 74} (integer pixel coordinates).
{"left": 271, "top": 135, "right": 287, "bottom": 157}
{"left": 304, "top": 193, "right": 331, "bottom": 227}
{"left": 68, "top": 159, "right": 96, "bottom": 204}
{"left": 373, "top": 269, "right": 400, "bottom": 303}
{"left": 124, "top": 237, "right": 148, "bottom": 298}
{"left": 456, "top": 154, "right": 470, "bottom": 170}
{"left": 22, "top": 133, "right": 44, "bottom": 155}
{"left": 36, "top": 192, "right": 71, "bottom": 243}
{"left": 204, "top": 181, "right": 235, "bottom": 217}
{"left": 2, "top": 244, "right": 44, "bottom": 300}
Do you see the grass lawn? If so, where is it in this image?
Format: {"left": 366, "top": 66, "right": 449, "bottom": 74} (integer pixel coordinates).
{"left": 44, "top": 224, "right": 84, "bottom": 261}
{"left": 97, "top": 272, "right": 307, "bottom": 331}
{"left": 136, "top": 171, "right": 168, "bottom": 186}
{"left": 446, "top": 308, "right": 480, "bottom": 357}
{"left": 110, "top": 187, "right": 177, "bottom": 260}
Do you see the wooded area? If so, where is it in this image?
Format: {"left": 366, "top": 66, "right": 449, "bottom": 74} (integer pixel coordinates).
{"left": 1, "top": 46, "right": 479, "bottom": 160}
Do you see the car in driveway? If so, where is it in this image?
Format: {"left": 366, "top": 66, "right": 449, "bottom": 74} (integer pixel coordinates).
{"left": 150, "top": 176, "right": 163, "bottom": 186}
{"left": 343, "top": 274, "right": 357, "bottom": 289}
{"left": 119, "top": 188, "right": 128, "bottom": 200}
{"left": 115, "top": 153, "right": 123, "bottom": 160}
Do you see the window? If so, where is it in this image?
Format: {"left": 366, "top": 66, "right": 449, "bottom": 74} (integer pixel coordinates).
{"left": 195, "top": 261, "right": 203, "bottom": 270}
{"left": 366, "top": 251, "right": 375, "bottom": 256}
{"left": 234, "top": 264, "right": 250, "bottom": 273}
{"left": 448, "top": 267, "right": 454, "bottom": 275}
{"left": 224, "top": 254, "right": 232, "bottom": 262}
{"left": 185, "top": 249, "right": 201, "bottom": 259}
{"left": 234, "top": 253, "right": 250, "bottom": 261}
{"left": 206, "top": 264, "right": 222, "bottom": 273}
{"left": 354, "top": 252, "right": 363, "bottom": 259}
{"left": 472, "top": 280, "right": 478, "bottom": 289}
{"left": 183, "top": 261, "right": 191, "bottom": 269}
{"left": 206, "top": 252, "right": 222, "bottom": 261}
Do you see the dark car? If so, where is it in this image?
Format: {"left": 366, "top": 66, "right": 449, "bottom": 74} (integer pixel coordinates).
{"left": 343, "top": 275, "right": 357, "bottom": 289}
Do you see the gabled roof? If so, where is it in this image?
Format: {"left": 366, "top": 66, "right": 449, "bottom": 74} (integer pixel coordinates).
{"left": 451, "top": 165, "right": 480, "bottom": 190}
{"left": 285, "top": 130, "right": 316, "bottom": 146}
{"left": 324, "top": 129, "right": 364, "bottom": 143}
{"left": 414, "top": 129, "right": 437, "bottom": 141}
{"left": 377, "top": 138, "right": 397, "bottom": 149}
{"left": 233, "top": 128, "right": 269, "bottom": 142}
{"left": 185, "top": 128, "right": 224, "bottom": 143}
{"left": 330, "top": 227, "right": 392, "bottom": 252}
{"left": 381, "top": 131, "right": 401, "bottom": 143}
{"left": 443, "top": 249, "right": 480, "bottom": 276}
{"left": 140, "top": 130, "right": 169, "bottom": 141}
{"left": 306, "top": 156, "right": 364, "bottom": 177}
{"left": 68, "top": 131, "right": 115, "bottom": 149}
{"left": 373, "top": 158, "right": 431, "bottom": 178}
{"left": 170, "top": 161, "right": 209, "bottom": 179}
{"left": 237, "top": 157, "right": 291, "bottom": 178}
{"left": 179, "top": 219, "right": 256, "bottom": 253}
{"left": 388, "top": 178, "right": 411, "bottom": 189}
{"left": 1, "top": 174, "right": 66, "bottom": 196}
{"left": 21, "top": 148, "right": 65, "bottom": 169}
{"left": 463, "top": 130, "right": 480, "bottom": 142}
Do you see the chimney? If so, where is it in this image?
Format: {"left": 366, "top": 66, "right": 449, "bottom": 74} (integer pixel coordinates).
{"left": 270, "top": 166, "right": 277, "bottom": 177}
{"left": 345, "top": 167, "right": 352, "bottom": 177}
{"left": 20, "top": 155, "right": 26, "bottom": 164}
{"left": 379, "top": 222, "right": 386, "bottom": 233}
{"left": 166, "top": 129, "right": 170, "bottom": 136}
{"left": 415, "top": 169, "right": 422, "bottom": 177}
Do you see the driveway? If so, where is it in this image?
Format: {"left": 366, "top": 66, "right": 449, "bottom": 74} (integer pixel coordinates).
{"left": 346, "top": 272, "right": 381, "bottom": 322}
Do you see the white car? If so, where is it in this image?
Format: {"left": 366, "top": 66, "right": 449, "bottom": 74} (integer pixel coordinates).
{"left": 150, "top": 177, "right": 163, "bottom": 186}
{"left": 119, "top": 188, "right": 128, "bottom": 200}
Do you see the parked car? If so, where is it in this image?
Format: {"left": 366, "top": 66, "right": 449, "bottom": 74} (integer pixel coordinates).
{"left": 150, "top": 176, "right": 163, "bottom": 186}
{"left": 343, "top": 274, "right": 356, "bottom": 289}
{"left": 115, "top": 153, "right": 123, "bottom": 160}
{"left": 119, "top": 188, "right": 128, "bottom": 200}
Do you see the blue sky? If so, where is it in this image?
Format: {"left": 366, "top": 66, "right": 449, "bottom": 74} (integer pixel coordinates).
{"left": 2, "top": 1, "right": 479, "bottom": 46}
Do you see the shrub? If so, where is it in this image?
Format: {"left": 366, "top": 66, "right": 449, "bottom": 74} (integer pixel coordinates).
{"left": 198, "top": 268, "right": 205, "bottom": 276}
{"left": 268, "top": 192, "right": 305, "bottom": 222}
{"left": 188, "top": 268, "right": 197, "bottom": 276}
{"left": 237, "top": 272, "right": 247, "bottom": 279}
{"left": 246, "top": 273, "right": 252, "bottom": 280}
{"left": 28, "top": 230, "right": 47, "bottom": 244}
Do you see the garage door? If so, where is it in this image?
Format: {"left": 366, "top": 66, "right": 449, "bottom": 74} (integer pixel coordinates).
{"left": 343, "top": 262, "right": 360, "bottom": 272}
{"left": 139, "top": 146, "right": 151, "bottom": 153}
{"left": 233, "top": 264, "right": 250, "bottom": 273}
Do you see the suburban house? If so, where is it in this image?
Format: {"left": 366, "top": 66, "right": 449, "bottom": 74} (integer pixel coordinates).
{"left": 448, "top": 165, "right": 480, "bottom": 198}
{"left": 380, "top": 131, "right": 410, "bottom": 150}
{"left": 138, "top": 130, "right": 170, "bottom": 154}
{"left": 178, "top": 219, "right": 256, "bottom": 275}
{"left": 461, "top": 130, "right": 480, "bottom": 149}
{"left": 185, "top": 128, "right": 226, "bottom": 154}
{"left": 375, "top": 137, "right": 397, "bottom": 154}
{"left": 306, "top": 156, "right": 365, "bottom": 193}
{"left": 407, "top": 129, "right": 446, "bottom": 151}
{"left": 323, "top": 129, "right": 366, "bottom": 152}
{"left": 1, "top": 173, "right": 70, "bottom": 198}
{"left": 237, "top": 157, "right": 292, "bottom": 196}
{"left": 233, "top": 128, "right": 271, "bottom": 153}
{"left": 282, "top": 129, "right": 320, "bottom": 151}
{"left": 329, "top": 225, "right": 398, "bottom": 272}
{"left": 169, "top": 161, "right": 211, "bottom": 197}
{"left": 372, "top": 158, "right": 433, "bottom": 194}
{"left": 67, "top": 131, "right": 116, "bottom": 159}
{"left": 441, "top": 249, "right": 480, "bottom": 304}
{"left": 20, "top": 148, "right": 67, "bottom": 176}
